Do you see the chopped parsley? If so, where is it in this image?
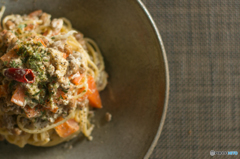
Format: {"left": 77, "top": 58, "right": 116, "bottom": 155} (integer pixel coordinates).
{"left": 9, "top": 80, "right": 17, "bottom": 91}
{"left": 18, "top": 24, "right": 27, "bottom": 30}
{"left": 61, "top": 89, "right": 68, "bottom": 93}
{"left": 32, "top": 98, "right": 39, "bottom": 104}
{"left": 9, "top": 61, "right": 20, "bottom": 68}
{"left": 33, "top": 90, "right": 41, "bottom": 96}
{"left": 25, "top": 92, "right": 30, "bottom": 96}
{"left": 37, "top": 42, "right": 42, "bottom": 46}
{"left": 49, "top": 76, "right": 57, "bottom": 83}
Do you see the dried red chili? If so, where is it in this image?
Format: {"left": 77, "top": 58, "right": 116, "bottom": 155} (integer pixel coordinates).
{"left": 3, "top": 68, "right": 35, "bottom": 83}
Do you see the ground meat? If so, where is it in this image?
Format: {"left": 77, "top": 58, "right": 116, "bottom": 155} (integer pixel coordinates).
{"left": 49, "top": 48, "right": 69, "bottom": 78}
{"left": 47, "top": 64, "right": 55, "bottom": 76}
{"left": 105, "top": 112, "right": 112, "bottom": 122}
{"left": 12, "top": 15, "right": 23, "bottom": 25}
{"left": 5, "top": 20, "right": 15, "bottom": 30}
{"left": 51, "top": 19, "right": 63, "bottom": 33}
{"left": 0, "top": 114, "right": 16, "bottom": 130}
{"left": 11, "top": 128, "right": 22, "bottom": 136}
{"left": 74, "top": 32, "right": 87, "bottom": 50}
{"left": 0, "top": 105, "right": 22, "bottom": 114}
{"left": 41, "top": 37, "right": 50, "bottom": 46}
{"left": 67, "top": 54, "right": 79, "bottom": 75}
{"left": 68, "top": 98, "right": 76, "bottom": 108}
{"left": 0, "top": 99, "right": 23, "bottom": 114}
{"left": 64, "top": 44, "right": 73, "bottom": 54}
{"left": 40, "top": 13, "right": 51, "bottom": 26}
{"left": 79, "top": 64, "right": 86, "bottom": 74}
{"left": 77, "top": 99, "right": 88, "bottom": 109}
{"left": 71, "top": 52, "right": 86, "bottom": 74}
{"left": 52, "top": 40, "right": 65, "bottom": 51}
{"left": 2, "top": 30, "right": 17, "bottom": 48}
{"left": 60, "top": 78, "right": 70, "bottom": 90}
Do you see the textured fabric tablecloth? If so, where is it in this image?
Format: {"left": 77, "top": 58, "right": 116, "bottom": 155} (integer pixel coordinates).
{"left": 141, "top": 0, "right": 240, "bottom": 158}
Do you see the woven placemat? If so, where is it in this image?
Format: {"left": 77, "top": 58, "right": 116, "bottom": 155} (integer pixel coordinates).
{"left": 142, "top": 0, "right": 240, "bottom": 158}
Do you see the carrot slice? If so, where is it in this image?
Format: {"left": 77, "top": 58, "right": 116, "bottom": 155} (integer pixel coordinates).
{"left": 24, "top": 105, "right": 41, "bottom": 118}
{"left": 76, "top": 76, "right": 102, "bottom": 108}
{"left": 43, "top": 30, "right": 49, "bottom": 36}
{"left": 69, "top": 72, "right": 84, "bottom": 85}
{"left": 87, "top": 76, "right": 102, "bottom": 108}
{"left": 57, "top": 89, "right": 67, "bottom": 100}
{"left": 0, "top": 45, "right": 19, "bottom": 65}
{"left": 11, "top": 85, "right": 25, "bottom": 107}
{"left": 62, "top": 53, "right": 67, "bottom": 59}
{"left": 55, "top": 117, "right": 79, "bottom": 138}
{"left": 25, "top": 24, "right": 34, "bottom": 31}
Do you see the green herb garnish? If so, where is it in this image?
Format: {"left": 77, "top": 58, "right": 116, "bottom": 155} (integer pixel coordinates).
{"left": 61, "top": 89, "right": 68, "bottom": 93}
{"left": 33, "top": 90, "right": 41, "bottom": 96}
{"left": 9, "top": 80, "right": 17, "bottom": 91}
{"left": 37, "top": 42, "right": 42, "bottom": 46}
{"left": 32, "top": 98, "right": 39, "bottom": 103}
{"left": 9, "top": 61, "right": 20, "bottom": 68}
{"left": 18, "top": 24, "right": 27, "bottom": 30}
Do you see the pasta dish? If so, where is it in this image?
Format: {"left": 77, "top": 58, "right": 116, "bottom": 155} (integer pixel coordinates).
{"left": 0, "top": 7, "right": 108, "bottom": 147}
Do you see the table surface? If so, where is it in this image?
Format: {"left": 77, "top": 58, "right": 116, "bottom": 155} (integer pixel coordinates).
{"left": 141, "top": 0, "right": 240, "bottom": 158}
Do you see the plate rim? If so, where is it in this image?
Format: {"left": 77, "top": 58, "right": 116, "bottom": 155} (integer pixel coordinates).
{"left": 134, "top": 1, "right": 170, "bottom": 158}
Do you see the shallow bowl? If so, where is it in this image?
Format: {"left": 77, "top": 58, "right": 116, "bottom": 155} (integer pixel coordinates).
{"left": 0, "top": 0, "right": 169, "bottom": 158}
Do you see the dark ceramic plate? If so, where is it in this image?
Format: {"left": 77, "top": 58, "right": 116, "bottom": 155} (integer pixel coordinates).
{"left": 0, "top": 0, "right": 169, "bottom": 158}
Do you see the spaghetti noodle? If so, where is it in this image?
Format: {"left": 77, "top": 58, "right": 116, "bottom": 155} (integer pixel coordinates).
{"left": 0, "top": 7, "right": 108, "bottom": 147}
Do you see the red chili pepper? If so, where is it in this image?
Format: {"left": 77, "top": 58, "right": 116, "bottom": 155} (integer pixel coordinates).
{"left": 3, "top": 68, "right": 35, "bottom": 83}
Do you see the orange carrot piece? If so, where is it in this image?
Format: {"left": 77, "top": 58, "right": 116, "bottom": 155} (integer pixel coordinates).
{"left": 28, "top": 10, "right": 42, "bottom": 17}
{"left": 55, "top": 117, "right": 79, "bottom": 138}
{"left": 43, "top": 30, "right": 49, "bottom": 36}
{"left": 62, "top": 53, "right": 68, "bottom": 59}
{"left": 24, "top": 105, "right": 41, "bottom": 118}
{"left": 25, "top": 24, "right": 34, "bottom": 31}
{"left": 35, "top": 38, "right": 46, "bottom": 47}
{"left": 87, "top": 76, "right": 102, "bottom": 108}
{"left": 70, "top": 72, "right": 84, "bottom": 85}
{"left": 0, "top": 84, "right": 7, "bottom": 97}
{"left": 57, "top": 89, "right": 67, "bottom": 100}
{"left": 77, "top": 87, "right": 87, "bottom": 102}
{"left": 76, "top": 76, "right": 102, "bottom": 108}
{"left": 11, "top": 85, "right": 25, "bottom": 107}
{"left": 0, "top": 45, "right": 19, "bottom": 65}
